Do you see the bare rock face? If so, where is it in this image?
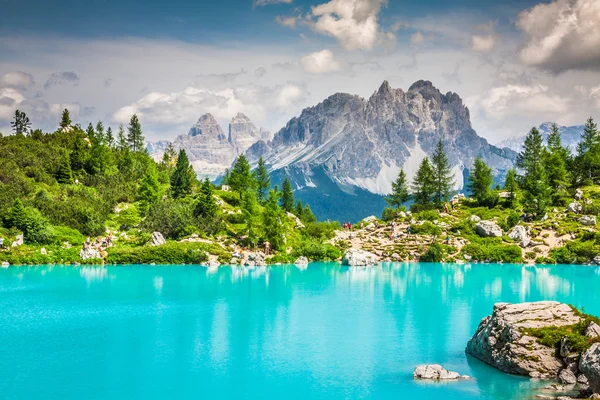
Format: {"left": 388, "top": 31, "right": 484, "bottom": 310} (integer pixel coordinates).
{"left": 580, "top": 344, "right": 600, "bottom": 393}
{"left": 342, "top": 249, "right": 378, "bottom": 266}
{"left": 413, "top": 364, "right": 470, "bottom": 380}
{"left": 475, "top": 220, "right": 503, "bottom": 238}
{"left": 229, "top": 113, "right": 269, "bottom": 155}
{"left": 466, "top": 301, "right": 582, "bottom": 378}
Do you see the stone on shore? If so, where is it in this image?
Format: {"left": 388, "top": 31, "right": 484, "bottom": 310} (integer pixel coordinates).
{"left": 11, "top": 234, "right": 24, "bottom": 247}
{"left": 244, "top": 252, "right": 267, "bottom": 267}
{"left": 587, "top": 322, "right": 600, "bottom": 339}
{"left": 294, "top": 256, "right": 309, "bottom": 266}
{"left": 475, "top": 220, "right": 503, "bottom": 238}
{"left": 466, "top": 301, "right": 582, "bottom": 378}
{"left": 413, "top": 364, "right": 470, "bottom": 380}
{"left": 508, "top": 225, "right": 530, "bottom": 247}
{"left": 342, "top": 249, "right": 378, "bottom": 266}
{"left": 580, "top": 344, "right": 600, "bottom": 393}
{"left": 80, "top": 248, "right": 102, "bottom": 261}
{"left": 150, "top": 231, "right": 166, "bottom": 246}
{"left": 362, "top": 215, "right": 378, "bottom": 223}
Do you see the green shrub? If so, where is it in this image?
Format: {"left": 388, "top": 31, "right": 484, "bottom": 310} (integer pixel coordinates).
{"left": 582, "top": 204, "right": 600, "bottom": 216}
{"left": 292, "top": 240, "right": 341, "bottom": 261}
{"left": 268, "top": 253, "right": 295, "bottom": 264}
{"left": 115, "top": 204, "right": 141, "bottom": 228}
{"left": 217, "top": 190, "right": 241, "bottom": 207}
{"left": 381, "top": 206, "right": 406, "bottom": 221}
{"left": 461, "top": 242, "right": 522, "bottom": 263}
{"left": 48, "top": 225, "right": 85, "bottom": 245}
{"left": 106, "top": 242, "right": 211, "bottom": 264}
{"left": 414, "top": 210, "right": 439, "bottom": 221}
{"left": 410, "top": 222, "right": 442, "bottom": 236}
{"left": 498, "top": 211, "right": 521, "bottom": 231}
{"left": 141, "top": 198, "right": 195, "bottom": 239}
{"left": 302, "top": 221, "right": 340, "bottom": 241}
{"left": 420, "top": 242, "right": 444, "bottom": 262}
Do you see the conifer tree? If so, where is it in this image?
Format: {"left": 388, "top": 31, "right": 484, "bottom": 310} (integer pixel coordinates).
{"left": 517, "top": 127, "right": 550, "bottom": 216}
{"left": 241, "top": 189, "right": 260, "bottom": 247}
{"left": 117, "top": 125, "right": 128, "bottom": 151}
{"left": 295, "top": 200, "right": 304, "bottom": 218}
{"left": 263, "top": 189, "right": 287, "bottom": 250}
{"left": 254, "top": 156, "right": 270, "bottom": 203}
{"left": 55, "top": 150, "right": 74, "bottom": 184}
{"left": 576, "top": 117, "right": 599, "bottom": 184}
{"left": 11, "top": 110, "right": 31, "bottom": 136}
{"left": 127, "top": 114, "right": 144, "bottom": 152}
{"left": 138, "top": 164, "right": 161, "bottom": 214}
{"left": 503, "top": 168, "right": 519, "bottom": 206}
{"left": 170, "top": 149, "right": 193, "bottom": 198}
{"left": 70, "top": 133, "right": 88, "bottom": 172}
{"left": 95, "top": 121, "right": 105, "bottom": 144}
{"left": 161, "top": 143, "right": 177, "bottom": 167}
{"left": 5, "top": 198, "right": 27, "bottom": 229}
{"left": 302, "top": 204, "right": 317, "bottom": 223}
{"left": 386, "top": 169, "right": 410, "bottom": 208}
{"left": 280, "top": 176, "right": 295, "bottom": 212}
{"left": 194, "top": 178, "right": 220, "bottom": 234}
{"left": 412, "top": 157, "right": 435, "bottom": 207}
{"left": 545, "top": 123, "right": 570, "bottom": 201}
{"left": 467, "top": 157, "right": 493, "bottom": 206}
{"left": 60, "top": 109, "right": 72, "bottom": 130}
{"left": 229, "top": 155, "right": 254, "bottom": 199}
{"left": 86, "top": 123, "right": 96, "bottom": 143}
{"left": 431, "top": 139, "right": 454, "bottom": 206}
{"left": 105, "top": 127, "right": 114, "bottom": 148}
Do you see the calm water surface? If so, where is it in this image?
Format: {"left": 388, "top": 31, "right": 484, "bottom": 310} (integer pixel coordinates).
{"left": 1, "top": 262, "right": 599, "bottom": 400}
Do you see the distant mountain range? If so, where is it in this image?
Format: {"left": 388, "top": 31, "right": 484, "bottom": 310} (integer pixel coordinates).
{"left": 496, "top": 122, "right": 584, "bottom": 153}
{"left": 148, "top": 80, "right": 522, "bottom": 221}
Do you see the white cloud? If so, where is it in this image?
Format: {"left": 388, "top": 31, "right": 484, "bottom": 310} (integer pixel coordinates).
{"left": 0, "top": 71, "right": 35, "bottom": 89}
{"left": 43, "top": 71, "right": 80, "bottom": 90}
{"left": 253, "top": 0, "right": 292, "bottom": 7}
{"left": 471, "top": 35, "right": 495, "bottom": 52}
{"left": 410, "top": 31, "right": 425, "bottom": 45}
{"left": 274, "top": 83, "right": 304, "bottom": 107}
{"left": 309, "top": 0, "right": 388, "bottom": 50}
{"left": 517, "top": 0, "right": 600, "bottom": 73}
{"left": 275, "top": 16, "right": 299, "bottom": 28}
{"left": 301, "top": 49, "right": 343, "bottom": 74}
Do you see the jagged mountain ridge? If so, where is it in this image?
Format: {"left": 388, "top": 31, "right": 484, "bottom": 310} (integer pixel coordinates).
{"left": 496, "top": 122, "right": 584, "bottom": 153}
{"left": 246, "top": 80, "right": 517, "bottom": 197}
{"left": 147, "top": 113, "right": 271, "bottom": 179}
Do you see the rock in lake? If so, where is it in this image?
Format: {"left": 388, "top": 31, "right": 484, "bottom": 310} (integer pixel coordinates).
{"left": 508, "top": 225, "right": 530, "bottom": 247}
{"left": 413, "top": 364, "right": 470, "bottom": 380}
{"left": 475, "top": 220, "right": 503, "bottom": 238}
{"left": 466, "top": 301, "right": 582, "bottom": 378}
{"left": 580, "top": 344, "right": 600, "bottom": 393}
{"left": 294, "top": 256, "right": 309, "bottom": 266}
{"left": 342, "top": 249, "right": 378, "bottom": 266}
{"left": 150, "top": 231, "right": 166, "bottom": 246}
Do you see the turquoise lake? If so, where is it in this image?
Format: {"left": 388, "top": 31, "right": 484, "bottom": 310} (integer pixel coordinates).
{"left": 1, "top": 262, "right": 599, "bottom": 400}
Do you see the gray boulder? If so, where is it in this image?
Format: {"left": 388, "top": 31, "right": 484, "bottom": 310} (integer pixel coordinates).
{"left": 362, "top": 215, "right": 378, "bottom": 223}
{"left": 475, "top": 220, "right": 503, "bottom": 238}
{"left": 567, "top": 202, "right": 581, "bottom": 213}
{"left": 579, "top": 215, "right": 597, "bottom": 226}
{"left": 469, "top": 215, "right": 481, "bottom": 223}
{"left": 466, "top": 301, "right": 582, "bottom": 378}
{"left": 11, "top": 234, "right": 24, "bottom": 247}
{"left": 587, "top": 322, "right": 600, "bottom": 339}
{"left": 342, "top": 249, "right": 378, "bottom": 266}
{"left": 244, "top": 252, "right": 267, "bottom": 267}
{"left": 559, "top": 369, "right": 577, "bottom": 385}
{"left": 294, "top": 256, "right": 309, "bottom": 266}
{"left": 580, "top": 343, "right": 600, "bottom": 393}
{"left": 80, "top": 248, "right": 102, "bottom": 261}
{"left": 413, "top": 364, "right": 470, "bottom": 380}
{"left": 575, "top": 188, "right": 583, "bottom": 200}
{"left": 150, "top": 232, "right": 166, "bottom": 246}
{"left": 508, "top": 225, "right": 530, "bottom": 247}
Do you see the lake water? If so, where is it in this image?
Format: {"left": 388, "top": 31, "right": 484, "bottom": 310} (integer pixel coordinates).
{"left": 1, "top": 262, "right": 599, "bottom": 400}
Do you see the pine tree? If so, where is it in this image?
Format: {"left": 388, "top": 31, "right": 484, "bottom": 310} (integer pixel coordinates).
{"left": 55, "top": 150, "right": 73, "bottom": 184}
{"left": 194, "top": 178, "right": 220, "bottom": 234}
{"left": 138, "top": 164, "right": 161, "bottom": 214}
{"left": 170, "top": 149, "right": 194, "bottom": 198}
{"left": 467, "top": 157, "right": 493, "bottom": 206}
{"left": 576, "top": 117, "right": 599, "bottom": 184}
{"left": 241, "top": 189, "right": 260, "bottom": 247}
{"left": 263, "top": 189, "right": 287, "bottom": 251}
{"left": 60, "top": 109, "right": 72, "bottom": 130}
{"left": 431, "top": 139, "right": 454, "bottom": 206}
{"left": 254, "top": 156, "right": 270, "bottom": 203}
{"left": 545, "top": 123, "right": 570, "bottom": 201}
{"left": 11, "top": 110, "right": 31, "bottom": 136}
{"left": 161, "top": 143, "right": 177, "bottom": 167}
{"left": 295, "top": 200, "right": 304, "bottom": 218}
{"left": 385, "top": 169, "right": 410, "bottom": 208}
{"left": 70, "top": 133, "right": 88, "bottom": 172}
{"left": 229, "top": 155, "right": 254, "bottom": 198}
{"left": 5, "top": 198, "right": 27, "bottom": 229}
{"left": 412, "top": 157, "right": 435, "bottom": 207}
{"left": 280, "top": 176, "right": 295, "bottom": 212}
{"left": 517, "top": 127, "right": 551, "bottom": 217}
{"left": 127, "top": 114, "right": 144, "bottom": 152}
{"left": 503, "top": 168, "right": 519, "bottom": 206}
{"left": 95, "top": 121, "right": 105, "bottom": 144}
{"left": 117, "top": 125, "right": 128, "bottom": 151}
{"left": 105, "top": 127, "right": 114, "bottom": 148}
{"left": 302, "top": 204, "right": 317, "bottom": 224}
{"left": 86, "top": 123, "right": 96, "bottom": 143}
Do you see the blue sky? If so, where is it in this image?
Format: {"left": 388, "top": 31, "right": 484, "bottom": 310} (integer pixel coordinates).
{"left": 0, "top": 0, "right": 599, "bottom": 142}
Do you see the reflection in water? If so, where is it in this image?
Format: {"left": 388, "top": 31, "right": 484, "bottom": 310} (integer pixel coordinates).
{"left": 1, "top": 262, "right": 600, "bottom": 400}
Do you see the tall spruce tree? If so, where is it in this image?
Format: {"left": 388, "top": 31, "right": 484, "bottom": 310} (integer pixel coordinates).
{"left": 280, "top": 176, "right": 295, "bottom": 212}
{"left": 503, "top": 168, "right": 519, "bottom": 206}
{"left": 194, "top": 178, "right": 220, "bottom": 234}
{"left": 95, "top": 121, "right": 105, "bottom": 144}
{"left": 11, "top": 110, "right": 31, "bottom": 136}
{"left": 467, "top": 157, "right": 494, "bottom": 206}
{"left": 86, "top": 123, "right": 96, "bottom": 143}
{"left": 576, "top": 117, "right": 599, "bottom": 185}
{"left": 117, "top": 125, "right": 128, "bottom": 151}
{"left": 517, "top": 127, "right": 550, "bottom": 216}
{"left": 545, "top": 123, "right": 570, "bottom": 201}
{"left": 161, "top": 143, "right": 177, "bottom": 167}
{"left": 105, "top": 127, "right": 114, "bottom": 148}
{"left": 412, "top": 157, "right": 435, "bottom": 207}
{"left": 229, "top": 155, "right": 254, "bottom": 199}
{"left": 127, "top": 114, "right": 144, "bottom": 152}
{"left": 254, "top": 156, "right": 270, "bottom": 203}
{"left": 60, "top": 109, "right": 72, "bottom": 130}
{"left": 263, "top": 189, "right": 287, "bottom": 251}
{"left": 170, "top": 149, "right": 194, "bottom": 198}
{"left": 431, "top": 139, "right": 454, "bottom": 206}
{"left": 138, "top": 164, "right": 161, "bottom": 214}
{"left": 55, "top": 150, "right": 74, "bottom": 184}
{"left": 386, "top": 169, "right": 410, "bottom": 208}
{"left": 241, "top": 189, "right": 260, "bottom": 247}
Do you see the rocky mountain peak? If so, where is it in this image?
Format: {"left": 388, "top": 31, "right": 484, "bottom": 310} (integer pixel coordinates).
{"left": 188, "top": 113, "right": 225, "bottom": 139}
{"left": 231, "top": 112, "right": 252, "bottom": 124}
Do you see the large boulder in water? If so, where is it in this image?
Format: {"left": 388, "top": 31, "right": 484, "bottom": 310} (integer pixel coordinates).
{"left": 475, "top": 220, "right": 503, "bottom": 238}
{"left": 581, "top": 344, "right": 600, "bottom": 393}
{"left": 466, "top": 301, "right": 582, "bottom": 378}
{"left": 342, "top": 249, "right": 378, "bottom": 266}
{"left": 413, "top": 364, "right": 470, "bottom": 380}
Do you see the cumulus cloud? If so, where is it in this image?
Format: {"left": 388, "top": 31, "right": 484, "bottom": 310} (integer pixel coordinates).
{"left": 517, "top": 0, "right": 600, "bottom": 73}
{"left": 43, "top": 71, "right": 80, "bottom": 90}
{"left": 276, "top": 16, "right": 299, "bottom": 28}
{"left": 308, "top": 0, "right": 388, "bottom": 50}
{"left": 471, "top": 35, "right": 495, "bottom": 52}
{"left": 0, "top": 71, "right": 35, "bottom": 89}
{"left": 410, "top": 31, "right": 425, "bottom": 45}
{"left": 300, "top": 49, "right": 343, "bottom": 74}
{"left": 253, "top": 0, "right": 292, "bottom": 6}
